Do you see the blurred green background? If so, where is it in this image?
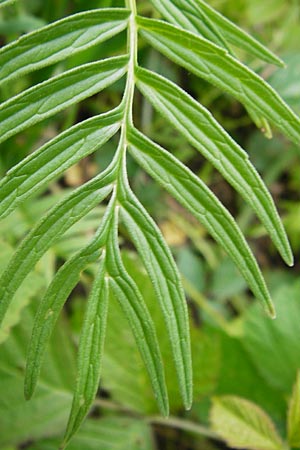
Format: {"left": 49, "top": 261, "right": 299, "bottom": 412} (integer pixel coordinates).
{"left": 0, "top": 0, "right": 300, "bottom": 449}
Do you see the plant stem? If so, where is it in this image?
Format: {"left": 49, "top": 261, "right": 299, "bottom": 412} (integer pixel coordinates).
{"left": 148, "top": 415, "right": 218, "bottom": 440}
{"left": 93, "top": 398, "right": 218, "bottom": 441}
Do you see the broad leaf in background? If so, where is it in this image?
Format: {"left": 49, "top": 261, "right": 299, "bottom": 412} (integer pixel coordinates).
{"left": 268, "top": 54, "right": 300, "bottom": 114}
{"left": 28, "top": 417, "right": 154, "bottom": 450}
{"left": 0, "top": 240, "right": 45, "bottom": 343}
{"left": 0, "top": 305, "right": 75, "bottom": 447}
{"left": 215, "top": 331, "right": 286, "bottom": 423}
{"left": 243, "top": 280, "right": 300, "bottom": 393}
{"left": 287, "top": 371, "right": 300, "bottom": 447}
{"left": 210, "top": 396, "right": 284, "bottom": 450}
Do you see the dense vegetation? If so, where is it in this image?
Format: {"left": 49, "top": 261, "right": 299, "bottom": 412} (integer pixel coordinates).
{"left": 0, "top": 0, "right": 300, "bottom": 449}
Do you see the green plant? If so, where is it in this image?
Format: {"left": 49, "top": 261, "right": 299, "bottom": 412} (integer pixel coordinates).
{"left": 0, "top": 0, "right": 299, "bottom": 447}
{"left": 210, "top": 371, "right": 300, "bottom": 450}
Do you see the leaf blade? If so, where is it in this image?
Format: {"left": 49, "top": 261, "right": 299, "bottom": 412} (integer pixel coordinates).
{"left": 118, "top": 178, "right": 192, "bottom": 409}
{"left": 177, "top": 0, "right": 284, "bottom": 66}
{"left": 0, "top": 8, "right": 130, "bottom": 87}
{"left": 63, "top": 272, "right": 109, "bottom": 447}
{"left": 0, "top": 55, "right": 128, "bottom": 145}
{"left": 0, "top": 107, "right": 123, "bottom": 219}
{"left": 0, "top": 167, "right": 114, "bottom": 327}
{"left": 127, "top": 128, "right": 275, "bottom": 317}
{"left": 137, "top": 17, "right": 300, "bottom": 144}
{"left": 210, "top": 396, "right": 284, "bottom": 450}
{"left": 135, "top": 67, "right": 293, "bottom": 266}
{"left": 106, "top": 210, "right": 169, "bottom": 417}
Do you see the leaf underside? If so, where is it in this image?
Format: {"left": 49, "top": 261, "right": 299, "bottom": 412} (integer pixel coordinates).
{"left": 0, "top": 0, "right": 298, "bottom": 446}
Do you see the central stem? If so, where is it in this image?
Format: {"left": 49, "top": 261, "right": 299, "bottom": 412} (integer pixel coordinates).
{"left": 113, "top": 0, "right": 137, "bottom": 184}
{"left": 123, "top": 0, "right": 137, "bottom": 126}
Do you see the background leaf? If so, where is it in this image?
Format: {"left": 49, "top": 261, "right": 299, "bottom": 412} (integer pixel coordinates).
{"left": 210, "top": 396, "right": 284, "bottom": 450}
{"left": 287, "top": 371, "right": 300, "bottom": 447}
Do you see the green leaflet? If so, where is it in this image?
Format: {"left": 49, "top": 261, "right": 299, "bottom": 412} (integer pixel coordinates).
{"left": 137, "top": 17, "right": 300, "bottom": 144}
{"left": 0, "top": 56, "right": 128, "bottom": 145}
{"left": 24, "top": 199, "right": 115, "bottom": 402}
{"left": 63, "top": 270, "right": 109, "bottom": 448}
{"left": 149, "top": 0, "right": 232, "bottom": 53}
{"left": 24, "top": 247, "right": 101, "bottom": 400}
{"left": 127, "top": 127, "right": 275, "bottom": 318}
{"left": 106, "top": 211, "right": 169, "bottom": 417}
{"left": 171, "top": 0, "right": 284, "bottom": 66}
{"left": 118, "top": 175, "right": 192, "bottom": 409}
{"left": 0, "top": 9, "right": 130, "bottom": 87}
{"left": 63, "top": 203, "right": 116, "bottom": 445}
{"left": 0, "top": 107, "right": 123, "bottom": 219}
{"left": 135, "top": 67, "right": 293, "bottom": 266}
{"left": 0, "top": 166, "right": 115, "bottom": 326}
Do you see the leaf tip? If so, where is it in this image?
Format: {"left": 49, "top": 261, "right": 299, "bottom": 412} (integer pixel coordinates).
{"left": 268, "top": 305, "right": 277, "bottom": 320}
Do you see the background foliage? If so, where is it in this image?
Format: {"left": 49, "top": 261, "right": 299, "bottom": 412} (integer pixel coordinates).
{"left": 0, "top": 0, "right": 300, "bottom": 449}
